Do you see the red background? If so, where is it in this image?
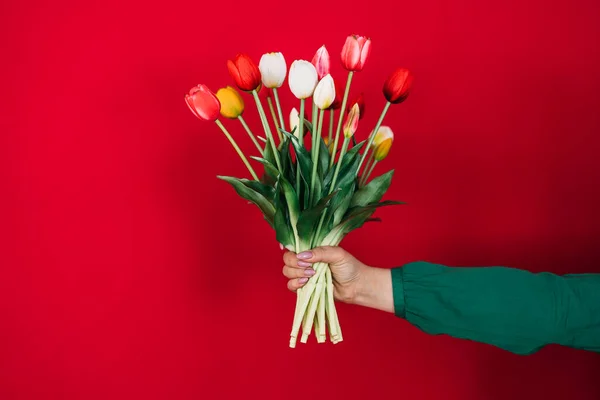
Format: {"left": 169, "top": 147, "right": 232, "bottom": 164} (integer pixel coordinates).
{"left": 2, "top": 0, "right": 600, "bottom": 398}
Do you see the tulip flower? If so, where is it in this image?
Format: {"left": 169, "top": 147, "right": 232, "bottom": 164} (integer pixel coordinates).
{"left": 215, "top": 86, "right": 244, "bottom": 119}
{"left": 360, "top": 126, "right": 394, "bottom": 186}
{"left": 259, "top": 53, "right": 287, "bottom": 134}
{"left": 371, "top": 126, "right": 394, "bottom": 149}
{"left": 185, "top": 84, "right": 258, "bottom": 181}
{"left": 331, "top": 34, "right": 370, "bottom": 167}
{"left": 288, "top": 60, "right": 318, "bottom": 100}
{"left": 313, "top": 74, "right": 336, "bottom": 110}
{"left": 340, "top": 35, "right": 371, "bottom": 72}
{"left": 372, "top": 126, "right": 394, "bottom": 161}
{"left": 343, "top": 103, "right": 360, "bottom": 138}
{"left": 347, "top": 93, "right": 365, "bottom": 120}
{"left": 227, "top": 53, "right": 262, "bottom": 92}
{"left": 185, "top": 84, "right": 221, "bottom": 122}
{"left": 290, "top": 107, "right": 300, "bottom": 136}
{"left": 383, "top": 68, "right": 413, "bottom": 104}
{"left": 357, "top": 68, "right": 412, "bottom": 173}
{"left": 311, "top": 45, "right": 330, "bottom": 80}
{"left": 216, "top": 86, "right": 263, "bottom": 155}
{"left": 259, "top": 52, "right": 287, "bottom": 89}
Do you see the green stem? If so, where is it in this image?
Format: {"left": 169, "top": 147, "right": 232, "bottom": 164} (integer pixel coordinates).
{"left": 328, "top": 109, "right": 334, "bottom": 143}
{"left": 296, "top": 98, "right": 305, "bottom": 193}
{"left": 266, "top": 97, "right": 282, "bottom": 142}
{"left": 215, "top": 120, "right": 259, "bottom": 181}
{"left": 362, "top": 159, "right": 378, "bottom": 187}
{"left": 330, "top": 137, "right": 350, "bottom": 191}
{"left": 357, "top": 101, "right": 391, "bottom": 172}
{"left": 330, "top": 71, "right": 354, "bottom": 167}
{"left": 312, "top": 136, "right": 350, "bottom": 245}
{"left": 309, "top": 109, "right": 324, "bottom": 205}
{"left": 238, "top": 115, "right": 264, "bottom": 156}
{"left": 359, "top": 151, "right": 375, "bottom": 187}
{"left": 273, "top": 88, "right": 286, "bottom": 133}
{"left": 251, "top": 90, "right": 282, "bottom": 171}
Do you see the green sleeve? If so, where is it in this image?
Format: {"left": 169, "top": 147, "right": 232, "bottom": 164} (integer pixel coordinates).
{"left": 391, "top": 262, "right": 600, "bottom": 355}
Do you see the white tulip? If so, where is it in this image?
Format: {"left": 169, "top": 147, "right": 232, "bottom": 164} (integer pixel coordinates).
{"left": 313, "top": 74, "right": 336, "bottom": 110}
{"left": 288, "top": 60, "right": 318, "bottom": 99}
{"left": 289, "top": 107, "right": 300, "bottom": 136}
{"left": 259, "top": 52, "right": 287, "bottom": 89}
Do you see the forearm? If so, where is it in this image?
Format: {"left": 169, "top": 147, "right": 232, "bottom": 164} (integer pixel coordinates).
{"left": 352, "top": 266, "right": 394, "bottom": 313}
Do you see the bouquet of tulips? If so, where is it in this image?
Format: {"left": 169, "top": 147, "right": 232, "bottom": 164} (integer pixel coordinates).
{"left": 185, "top": 34, "right": 413, "bottom": 348}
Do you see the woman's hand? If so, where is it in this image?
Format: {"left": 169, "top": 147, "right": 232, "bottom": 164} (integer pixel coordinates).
{"left": 282, "top": 246, "right": 394, "bottom": 313}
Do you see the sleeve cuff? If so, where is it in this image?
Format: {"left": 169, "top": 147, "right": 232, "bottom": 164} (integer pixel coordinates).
{"left": 391, "top": 267, "right": 406, "bottom": 318}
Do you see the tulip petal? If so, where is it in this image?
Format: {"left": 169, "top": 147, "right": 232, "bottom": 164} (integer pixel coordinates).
{"left": 358, "top": 38, "right": 371, "bottom": 70}
{"left": 341, "top": 36, "right": 360, "bottom": 71}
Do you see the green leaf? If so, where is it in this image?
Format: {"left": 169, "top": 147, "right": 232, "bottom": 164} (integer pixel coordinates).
{"left": 351, "top": 170, "right": 395, "bottom": 208}
{"left": 322, "top": 208, "right": 374, "bottom": 244}
{"left": 346, "top": 200, "right": 405, "bottom": 220}
{"left": 323, "top": 200, "right": 405, "bottom": 244}
{"left": 278, "top": 176, "right": 300, "bottom": 228}
{"left": 250, "top": 156, "right": 279, "bottom": 178}
{"left": 318, "top": 137, "right": 330, "bottom": 179}
{"left": 303, "top": 119, "right": 314, "bottom": 136}
{"left": 297, "top": 191, "right": 338, "bottom": 241}
{"left": 217, "top": 175, "right": 276, "bottom": 227}
{"left": 243, "top": 180, "right": 276, "bottom": 202}
{"left": 332, "top": 184, "right": 355, "bottom": 226}
{"left": 273, "top": 180, "right": 295, "bottom": 249}
{"left": 281, "top": 130, "right": 313, "bottom": 187}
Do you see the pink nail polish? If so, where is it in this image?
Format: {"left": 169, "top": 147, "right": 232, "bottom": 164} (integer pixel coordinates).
{"left": 304, "top": 269, "right": 316, "bottom": 276}
{"left": 297, "top": 261, "right": 312, "bottom": 268}
{"left": 298, "top": 277, "right": 308, "bottom": 284}
{"left": 297, "top": 251, "right": 312, "bottom": 260}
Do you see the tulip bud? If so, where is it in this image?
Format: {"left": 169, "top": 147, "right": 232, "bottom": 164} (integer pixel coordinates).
{"left": 383, "top": 68, "right": 413, "bottom": 104}
{"left": 311, "top": 45, "right": 330, "bottom": 80}
{"left": 288, "top": 60, "right": 318, "bottom": 99}
{"left": 215, "top": 86, "right": 244, "bottom": 119}
{"left": 323, "top": 136, "right": 334, "bottom": 155}
{"left": 313, "top": 74, "right": 336, "bottom": 110}
{"left": 371, "top": 126, "right": 394, "bottom": 161}
{"left": 185, "top": 84, "right": 221, "bottom": 122}
{"left": 347, "top": 93, "right": 365, "bottom": 120}
{"left": 259, "top": 52, "right": 287, "bottom": 89}
{"left": 343, "top": 103, "right": 360, "bottom": 138}
{"left": 289, "top": 107, "right": 300, "bottom": 136}
{"left": 341, "top": 35, "right": 372, "bottom": 72}
{"left": 227, "top": 54, "right": 262, "bottom": 92}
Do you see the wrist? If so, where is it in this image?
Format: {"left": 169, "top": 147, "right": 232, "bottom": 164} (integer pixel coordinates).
{"left": 351, "top": 266, "right": 394, "bottom": 313}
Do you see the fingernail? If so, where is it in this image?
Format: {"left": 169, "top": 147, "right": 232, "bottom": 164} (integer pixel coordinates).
{"left": 297, "top": 252, "right": 312, "bottom": 260}
{"left": 297, "top": 261, "right": 312, "bottom": 268}
{"left": 304, "top": 269, "right": 316, "bottom": 276}
{"left": 298, "top": 277, "right": 308, "bottom": 284}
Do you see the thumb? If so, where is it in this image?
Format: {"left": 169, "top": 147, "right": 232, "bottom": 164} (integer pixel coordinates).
{"left": 297, "top": 246, "right": 348, "bottom": 266}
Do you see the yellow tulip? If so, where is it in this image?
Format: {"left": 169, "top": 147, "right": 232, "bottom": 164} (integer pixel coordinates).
{"left": 374, "top": 138, "right": 393, "bottom": 161}
{"left": 216, "top": 86, "right": 244, "bottom": 119}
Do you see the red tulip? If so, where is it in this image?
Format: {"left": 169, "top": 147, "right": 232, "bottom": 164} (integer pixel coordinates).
{"left": 327, "top": 79, "right": 345, "bottom": 110}
{"left": 311, "top": 45, "right": 331, "bottom": 80}
{"left": 227, "top": 54, "right": 262, "bottom": 92}
{"left": 347, "top": 93, "right": 365, "bottom": 120}
{"left": 340, "top": 35, "right": 371, "bottom": 72}
{"left": 383, "top": 68, "right": 413, "bottom": 104}
{"left": 185, "top": 84, "right": 221, "bottom": 121}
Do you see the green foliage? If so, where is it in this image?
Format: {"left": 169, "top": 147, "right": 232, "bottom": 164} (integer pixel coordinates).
{"left": 219, "top": 129, "right": 404, "bottom": 249}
